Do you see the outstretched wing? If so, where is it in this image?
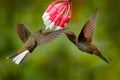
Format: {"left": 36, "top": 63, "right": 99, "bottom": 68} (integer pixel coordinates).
{"left": 37, "top": 28, "right": 68, "bottom": 45}
{"left": 65, "top": 31, "right": 77, "bottom": 44}
{"left": 78, "top": 8, "right": 98, "bottom": 43}
{"left": 16, "top": 24, "right": 31, "bottom": 43}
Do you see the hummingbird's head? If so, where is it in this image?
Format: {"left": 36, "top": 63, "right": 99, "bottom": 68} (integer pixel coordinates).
{"left": 38, "top": 29, "right": 42, "bottom": 32}
{"left": 65, "top": 31, "right": 77, "bottom": 44}
{"left": 37, "top": 29, "right": 43, "bottom": 34}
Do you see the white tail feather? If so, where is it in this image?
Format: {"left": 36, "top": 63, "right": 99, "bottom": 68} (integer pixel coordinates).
{"left": 13, "top": 50, "right": 29, "bottom": 65}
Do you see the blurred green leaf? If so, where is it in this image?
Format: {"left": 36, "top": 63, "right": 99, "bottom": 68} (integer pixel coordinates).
{"left": 0, "top": 0, "right": 120, "bottom": 80}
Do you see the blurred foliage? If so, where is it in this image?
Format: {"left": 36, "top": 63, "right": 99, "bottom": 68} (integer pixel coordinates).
{"left": 0, "top": 0, "right": 120, "bottom": 80}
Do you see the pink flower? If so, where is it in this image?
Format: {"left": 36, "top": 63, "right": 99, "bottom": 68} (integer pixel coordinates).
{"left": 42, "top": 0, "right": 72, "bottom": 30}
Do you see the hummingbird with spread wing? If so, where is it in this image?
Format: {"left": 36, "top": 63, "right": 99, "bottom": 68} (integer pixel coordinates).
{"left": 7, "top": 24, "right": 67, "bottom": 65}
{"left": 65, "top": 9, "right": 110, "bottom": 63}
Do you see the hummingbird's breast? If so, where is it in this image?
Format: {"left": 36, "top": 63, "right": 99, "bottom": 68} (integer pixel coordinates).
{"left": 18, "top": 36, "right": 37, "bottom": 53}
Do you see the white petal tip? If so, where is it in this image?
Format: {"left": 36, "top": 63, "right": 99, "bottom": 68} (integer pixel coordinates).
{"left": 49, "top": 22, "right": 55, "bottom": 30}
{"left": 45, "top": 26, "right": 49, "bottom": 29}
{"left": 42, "top": 12, "right": 49, "bottom": 19}
{"left": 55, "top": 26, "right": 63, "bottom": 30}
{"left": 44, "top": 20, "right": 51, "bottom": 26}
{"left": 43, "top": 15, "right": 50, "bottom": 22}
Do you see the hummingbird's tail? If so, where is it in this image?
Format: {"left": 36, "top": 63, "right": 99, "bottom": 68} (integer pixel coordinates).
{"left": 7, "top": 50, "right": 29, "bottom": 65}
{"left": 97, "top": 54, "right": 110, "bottom": 64}
{"left": 94, "top": 51, "right": 110, "bottom": 64}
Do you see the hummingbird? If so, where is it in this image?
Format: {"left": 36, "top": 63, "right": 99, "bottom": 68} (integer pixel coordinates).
{"left": 65, "top": 9, "right": 110, "bottom": 63}
{"left": 7, "top": 24, "right": 67, "bottom": 65}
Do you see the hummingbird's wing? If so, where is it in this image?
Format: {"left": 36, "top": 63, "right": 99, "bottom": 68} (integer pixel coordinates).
{"left": 16, "top": 24, "right": 31, "bottom": 43}
{"left": 37, "top": 28, "right": 68, "bottom": 45}
{"left": 78, "top": 8, "right": 98, "bottom": 43}
{"left": 65, "top": 31, "right": 78, "bottom": 44}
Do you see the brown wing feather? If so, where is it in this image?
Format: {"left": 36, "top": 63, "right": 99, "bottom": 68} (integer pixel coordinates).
{"left": 16, "top": 24, "right": 31, "bottom": 43}
{"left": 78, "top": 8, "right": 98, "bottom": 43}
{"left": 37, "top": 28, "right": 68, "bottom": 45}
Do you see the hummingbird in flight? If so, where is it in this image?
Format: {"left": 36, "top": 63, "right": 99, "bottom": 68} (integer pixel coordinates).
{"left": 7, "top": 24, "right": 67, "bottom": 65}
{"left": 65, "top": 9, "right": 110, "bottom": 63}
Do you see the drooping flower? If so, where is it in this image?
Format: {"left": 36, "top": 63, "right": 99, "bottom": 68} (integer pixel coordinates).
{"left": 42, "top": 0, "right": 72, "bottom": 30}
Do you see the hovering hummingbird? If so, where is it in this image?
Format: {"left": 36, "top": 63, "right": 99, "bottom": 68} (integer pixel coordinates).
{"left": 65, "top": 9, "right": 110, "bottom": 63}
{"left": 7, "top": 24, "right": 67, "bottom": 65}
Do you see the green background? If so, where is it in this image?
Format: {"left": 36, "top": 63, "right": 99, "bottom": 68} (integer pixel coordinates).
{"left": 0, "top": 0, "right": 120, "bottom": 80}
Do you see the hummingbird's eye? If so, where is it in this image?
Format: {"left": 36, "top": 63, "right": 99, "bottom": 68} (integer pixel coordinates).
{"left": 38, "top": 29, "right": 42, "bottom": 33}
{"left": 40, "top": 30, "right": 43, "bottom": 33}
